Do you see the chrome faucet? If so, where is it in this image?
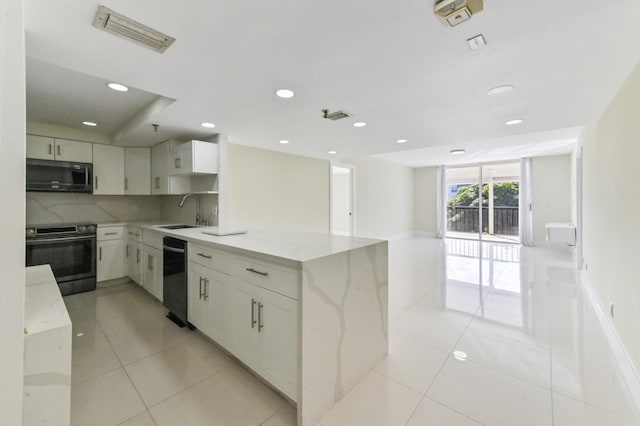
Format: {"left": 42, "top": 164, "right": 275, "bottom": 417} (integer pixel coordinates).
{"left": 178, "top": 193, "right": 201, "bottom": 225}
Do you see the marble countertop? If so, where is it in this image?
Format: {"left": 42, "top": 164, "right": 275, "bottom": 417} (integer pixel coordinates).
{"left": 100, "top": 220, "right": 385, "bottom": 264}
{"left": 25, "top": 265, "right": 71, "bottom": 336}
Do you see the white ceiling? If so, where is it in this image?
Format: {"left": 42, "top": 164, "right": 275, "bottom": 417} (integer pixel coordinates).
{"left": 23, "top": 0, "right": 640, "bottom": 167}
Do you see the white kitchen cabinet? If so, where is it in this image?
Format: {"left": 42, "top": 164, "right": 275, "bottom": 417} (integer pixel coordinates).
{"left": 27, "top": 135, "right": 92, "bottom": 163}
{"left": 151, "top": 140, "right": 172, "bottom": 195}
{"left": 93, "top": 144, "right": 125, "bottom": 195}
{"left": 188, "top": 262, "right": 212, "bottom": 332}
{"left": 170, "top": 140, "right": 218, "bottom": 175}
{"left": 232, "top": 278, "right": 298, "bottom": 400}
{"left": 124, "top": 147, "right": 151, "bottom": 195}
{"left": 97, "top": 226, "right": 127, "bottom": 282}
{"left": 127, "top": 226, "right": 143, "bottom": 285}
{"left": 143, "top": 247, "right": 163, "bottom": 301}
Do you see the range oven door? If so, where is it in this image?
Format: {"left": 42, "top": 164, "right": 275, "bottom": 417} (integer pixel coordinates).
{"left": 26, "top": 235, "right": 96, "bottom": 294}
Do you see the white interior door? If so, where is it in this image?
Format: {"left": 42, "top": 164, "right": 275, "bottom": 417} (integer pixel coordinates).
{"left": 331, "top": 164, "right": 355, "bottom": 236}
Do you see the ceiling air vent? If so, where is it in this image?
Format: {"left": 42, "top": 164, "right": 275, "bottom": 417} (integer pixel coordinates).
{"left": 93, "top": 6, "right": 175, "bottom": 53}
{"left": 322, "top": 109, "right": 352, "bottom": 121}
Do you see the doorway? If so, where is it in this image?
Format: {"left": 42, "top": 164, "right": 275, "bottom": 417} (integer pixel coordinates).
{"left": 446, "top": 162, "right": 520, "bottom": 243}
{"left": 330, "top": 164, "right": 355, "bottom": 236}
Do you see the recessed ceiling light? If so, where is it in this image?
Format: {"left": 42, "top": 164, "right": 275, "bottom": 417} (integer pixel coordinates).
{"left": 450, "top": 149, "right": 465, "bottom": 155}
{"left": 487, "top": 85, "right": 513, "bottom": 95}
{"left": 396, "top": 139, "right": 408, "bottom": 144}
{"left": 453, "top": 350, "right": 468, "bottom": 362}
{"left": 279, "top": 140, "right": 289, "bottom": 145}
{"left": 275, "top": 89, "right": 294, "bottom": 99}
{"left": 82, "top": 121, "right": 98, "bottom": 127}
{"left": 201, "top": 122, "right": 216, "bottom": 128}
{"left": 353, "top": 122, "right": 367, "bottom": 128}
{"left": 328, "top": 150, "right": 337, "bottom": 155}
{"left": 505, "top": 119, "right": 524, "bottom": 126}
{"left": 107, "top": 82, "right": 129, "bottom": 92}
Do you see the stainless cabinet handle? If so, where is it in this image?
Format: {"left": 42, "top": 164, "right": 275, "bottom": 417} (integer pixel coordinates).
{"left": 199, "top": 277, "right": 203, "bottom": 299}
{"left": 57, "top": 145, "right": 61, "bottom": 157}
{"left": 48, "top": 144, "right": 52, "bottom": 155}
{"left": 148, "top": 255, "right": 153, "bottom": 270}
{"left": 104, "top": 232, "right": 117, "bottom": 236}
{"left": 136, "top": 249, "right": 140, "bottom": 263}
{"left": 95, "top": 176, "right": 98, "bottom": 190}
{"left": 246, "top": 267, "right": 268, "bottom": 277}
{"left": 204, "top": 278, "right": 209, "bottom": 301}
{"left": 197, "top": 253, "right": 212, "bottom": 259}
{"left": 251, "top": 298, "right": 257, "bottom": 328}
{"left": 155, "top": 177, "right": 160, "bottom": 190}
{"left": 125, "top": 178, "right": 128, "bottom": 191}
{"left": 175, "top": 158, "right": 181, "bottom": 169}
{"left": 126, "top": 245, "right": 130, "bottom": 257}
{"left": 99, "top": 246, "right": 102, "bottom": 261}
{"left": 258, "top": 302, "right": 264, "bottom": 332}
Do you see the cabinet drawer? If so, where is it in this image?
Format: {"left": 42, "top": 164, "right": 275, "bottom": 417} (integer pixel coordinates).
{"left": 188, "top": 243, "right": 230, "bottom": 274}
{"left": 127, "top": 226, "right": 143, "bottom": 242}
{"left": 143, "top": 230, "right": 163, "bottom": 250}
{"left": 97, "top": 226, "right": 125, "bottom": 241}
{"left": 235, "top": 255, "right": 298, "bottom": 300}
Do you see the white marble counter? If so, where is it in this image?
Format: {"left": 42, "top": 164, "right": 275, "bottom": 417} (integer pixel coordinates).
{"left": 24, "top": 265, "right": 72, "bottom": 425}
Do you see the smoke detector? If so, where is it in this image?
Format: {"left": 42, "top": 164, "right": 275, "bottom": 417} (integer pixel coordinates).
{"left": 434, "top": 0, "right": 484, "bottom": 27}
{"left": 322, "top": 109, "right": 352, "bottom": 121}
{"left": 93, "top": 6, "right": 175, "bottom": 53}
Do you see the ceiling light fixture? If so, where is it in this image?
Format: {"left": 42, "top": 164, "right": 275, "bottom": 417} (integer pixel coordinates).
{"left": 453, "top": 350, "right": 468, "bottom": 362}
{"left": 505, "top": 119, "right": 524, "bottom": 126}
{"left": 328, "top": 151, "right": 337, "bottom": 155}
{"left": 467, "top": 34, "right": 486, "bottom": 50}
{"left": 397, "top": 139, "right": 408, "bottom": 144}
{"left": 450, "top": 149, "right": 465, "bottom": 155}
{"left": 353, "top": 122, "right": 367, "bottom": 128}
{"left": 275, "top": 89, "right": 295, "bottom": 99}
{"left": 200, "top": 122, "right": 216, "bottom": 128}
{"left": 279, "top": 140, "right": 289, "bottom": 145}
{"left": 488, "top": 85, "right": 513, "bottom": 95}
{"left": 107, "top": 82, "right": 129, "bottom": 92}
{"left": 82, "top": 121, "right": 98, "bottom": 127}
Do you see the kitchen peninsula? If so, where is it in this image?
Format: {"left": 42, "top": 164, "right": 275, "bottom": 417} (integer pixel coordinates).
{"left": 105, "top": 223, "right": 389, "bottom": 426}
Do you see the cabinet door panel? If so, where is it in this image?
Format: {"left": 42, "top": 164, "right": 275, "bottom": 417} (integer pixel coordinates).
{"left": 188, "top": 262, "right": 210, "bottom": 332}
{"left": 55, "top": 139, "right": 93, "bottom": 163}
{"left": 93, "top": 144, "right": 125, "bottom": 195}
{"left": 125, "top": 147, "right": 151, "bottom": 195}
{"left": 232, "top": 280, "right": 261, "bottom": 369}
{"left": 26, "top": 135, "right": 55, "bottom": 160}
{"left": 127, "top": 241, "right": 142, "bottom": 285}
{"left": 262, "top": 291, "right": 298, "bottom": 400}
{"left": 97, "top": 239, "right": 126, "bottom": 282}
{"left": 209, "top": 271, "right": 231, "bottom": 349}
{"left": 143, "top": 247, "right": 163, "bottom": 301}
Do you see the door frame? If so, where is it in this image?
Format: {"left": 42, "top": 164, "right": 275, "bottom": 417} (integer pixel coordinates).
{"left": 329, "top": 162, "right": 356, "bottom": 236}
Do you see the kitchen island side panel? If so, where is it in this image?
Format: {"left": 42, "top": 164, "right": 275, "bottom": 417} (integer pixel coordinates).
{"left": 299, "top": 241, "right": 388, "bottom": 425}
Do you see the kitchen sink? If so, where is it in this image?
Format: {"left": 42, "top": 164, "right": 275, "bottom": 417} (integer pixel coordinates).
{"left": 157, "top": 224, "right": 201, "bottom": 230}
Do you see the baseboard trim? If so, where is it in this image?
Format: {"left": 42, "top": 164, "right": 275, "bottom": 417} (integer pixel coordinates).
{"left": 581, "top": 269, "right": 640, "bottom": 416}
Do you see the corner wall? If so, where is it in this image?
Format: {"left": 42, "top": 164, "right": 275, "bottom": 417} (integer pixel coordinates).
{"left": 579, "top": 61, "right": 640, "bottom": 373}
{"left": 346, "top": 156, "right": 414, "bottom": 239}
{"left": 0, "top": 0, "right": 25, "bottom": 421}
{"left": 413, "top": 166, "right": 438, "bottom": 235}
{"left": 227, "top": 144, "right": 330, "bottom": 233}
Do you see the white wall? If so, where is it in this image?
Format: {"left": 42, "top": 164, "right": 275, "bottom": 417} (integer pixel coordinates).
{"left": 346, "top": 156, "right": 414, "bottom": 239}
{"left": 413, "top": 166, "right": 438, "bottom": 235}
{"left": 0, "top": 0, "right": 25, "bottom": 421}
{"left": 227, "top": 143, "right": 330, "bottom": 233}
{"left": 331, "top": 169, "right": 351, "bottom": 235}
{"left": 531, "top": 155, "right": 573, "bottom": 244}
{"left": 579, "top": 61, "right": 640, "bottom": 372}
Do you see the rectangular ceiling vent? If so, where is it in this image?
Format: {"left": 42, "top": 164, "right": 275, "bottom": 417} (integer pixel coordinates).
{"left": 322, "top": 110, "right": 352, "bottom": 121}
{"left": 93, "top": 6, "right": 175, "bottom": 53}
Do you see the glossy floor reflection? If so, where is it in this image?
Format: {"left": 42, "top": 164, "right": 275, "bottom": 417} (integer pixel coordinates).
{"left": 321, "top": 237, "right": 640, "bottom": 426}
{"left": 65, "top": 236, "right": 640, "bottom": 425}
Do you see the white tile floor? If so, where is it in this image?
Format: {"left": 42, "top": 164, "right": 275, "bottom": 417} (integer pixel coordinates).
{"left": 64, "top": 236, "right": 640, "bottom": 425}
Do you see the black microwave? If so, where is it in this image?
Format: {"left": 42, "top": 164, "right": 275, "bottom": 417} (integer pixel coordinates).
{"left": 26, "top": 158, "right": 93, "bottom": 193}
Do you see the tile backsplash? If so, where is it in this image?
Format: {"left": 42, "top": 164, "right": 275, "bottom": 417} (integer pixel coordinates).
{"left": 26, "top": 193, "right": 163, "bottom": 225}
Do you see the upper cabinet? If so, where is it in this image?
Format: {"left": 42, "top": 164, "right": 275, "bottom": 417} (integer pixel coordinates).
{"left": 93, "top": 144, "right": 124, "bottom": 195}
{"left": 151, "top": 140, "right": 173, "bottom": 195}
{"left": 170, "top": 140, "right": 218, "bottom": 175}
{"left": 124, "top": 147, "right": 151, "bottom": 195}
{"left": 27, "top": 135, "right": 93, "bottom": 163}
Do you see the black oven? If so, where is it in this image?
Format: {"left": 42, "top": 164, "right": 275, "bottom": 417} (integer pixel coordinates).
{"left": 26, "top": 223, "right": 97, "bottom": 295}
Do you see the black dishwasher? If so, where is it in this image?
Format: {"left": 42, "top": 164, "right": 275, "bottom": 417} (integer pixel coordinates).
{"left": 163, "top": 237, "right": 189, "bottom": 327}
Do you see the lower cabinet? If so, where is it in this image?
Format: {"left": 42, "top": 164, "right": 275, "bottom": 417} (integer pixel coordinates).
{"left": 143, "top": 247, "right": 163, "bottom": 301}
{"left": 232, "top": 278, "right": 298, "bottom": 401}
{"left": 127, "top": 240, "right": 143, "bottom": 285}
{"left": 97, "top": 226, "right": 127, "bottom": 282}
